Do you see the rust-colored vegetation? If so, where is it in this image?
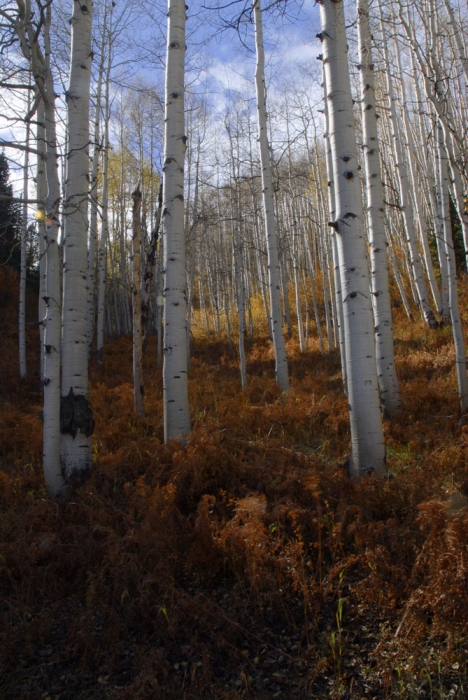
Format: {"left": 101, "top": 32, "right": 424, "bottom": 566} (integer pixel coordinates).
{"left": 1, "top": 272, "right": 468, "bottom": 699}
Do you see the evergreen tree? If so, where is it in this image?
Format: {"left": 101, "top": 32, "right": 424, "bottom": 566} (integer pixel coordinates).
{"left": 0, "top": 152, "right": 21, "bottom": 271}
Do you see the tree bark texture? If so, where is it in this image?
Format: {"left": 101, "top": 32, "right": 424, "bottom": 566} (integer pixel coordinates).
{"left": 162, "top": 0, "right": 191, "bottom": 441}
{"left": 60, "top": 0, "right": 94, "bottom": 482}
{"left": 319, "top": 0, "right": 386, "bottom": 477}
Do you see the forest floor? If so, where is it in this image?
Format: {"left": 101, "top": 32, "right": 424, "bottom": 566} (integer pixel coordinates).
{"left": 2, "top": 271, "right": 468, "bottom": 699}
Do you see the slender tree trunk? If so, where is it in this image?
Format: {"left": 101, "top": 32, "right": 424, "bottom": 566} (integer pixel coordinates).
{"left": 253, "top": 0, "right": 289, "bottom": 392}
{"left": 186, "top": 149, "right": 200, "bottom": 360}
{"left": 19, "top": 101, "right": 30, "bottom": 379}
{"left": 96, "top": 18, "right": 112, "bottom": 363}
{"left": 379, "top": 7, "right": 438, "bottom": 329}
{"left": 87, "top": 6, "right": 107, "bottom": 360}
{"left": 322, "top": 59, "right": 346, "bottom": 384}
{"left": 36, "top": 100, "right": 47, "bottom": 382}
{"left": 435, "top": 122, "right": 468, "bottom": 409}
{"left": 162, "top": 0, "right": 190, "bottom": 441}
{"left": 319, "top": 0, "right": 386, "bottom": 477}
{"left": 132, "top": 186, "right": 144, "bottom": 415}
{"left": 142, "top": 179, "right": 162, "bottom": 346}
{"left": 357, "top": 0, "right": 400, "bottom": 416}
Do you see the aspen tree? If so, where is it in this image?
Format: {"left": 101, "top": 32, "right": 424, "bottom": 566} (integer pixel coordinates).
{"left": 435, "top": 122, "right": 468, "bottom": 409}
{"left": 162, "top": 0, "right": 191, "bottom": 441}
{"left": 142, "top": 180, "right": 162, "bottom": 346}
{"left": 25, "top": 7, "right": 63, "bottom": 496}
{"left": 60, "top": 0, "right": 94, "bottom": 482}
{"left": 227, "top": 124, "right": 247, "bottom": 386}
{"left": 96, "top": 4, "right": 113, "bottom": 363}
{"left": 87, "top": 2, "right": 107, "bottom": 359}
{"left": 442, "top": 0, "right": 468, "bottom": 87}
{"left": 6, "top": 1, "right": 63, "bottom": 494}
{"left": 357, "top": 0, "right": 400, "bottom": 416}
{"left": 321, "top": 57, "right": 346, "bottom": 386}
{"left": 132, "top": 185, "right": 144, "bottom": 415}
{"left": 253, "top": 0, "right": 289, "bottom": 392}
{"left": 318, "top": 0, "right": 386, "bottom": 477}
{"left": 394, "top": 37, "right": 442, "bottom": 318}
{"left": 379, "top": 5, "right": 438, "bottom": 329}
{"left": 19, "top": 98, "right": 30, "bottom": 379}
{"left": 36, "top": 100, "right": 47, "bottom": 381}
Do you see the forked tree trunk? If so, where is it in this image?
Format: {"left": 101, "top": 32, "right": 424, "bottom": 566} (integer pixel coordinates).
{"left": 319, "top": 0, "right": 386, "bottom": 477}
{"left": 60, "top": 0, "right": 94, "bottom": 483}
{"left": 162, "top": 0, "right": 191, "bottom": 441}
{"left": 357, "top": 0, "right": 400, "bottom": 416}
{"left": 13, "top": 4, "right": 62, "bottom": 494}
{"left": 253, "top": 0, "right": 289, "bottom": 392}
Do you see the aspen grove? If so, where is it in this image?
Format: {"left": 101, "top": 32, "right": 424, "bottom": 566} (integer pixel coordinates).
{"left": 2, "top": 0, "right": 468, "bottom": 696}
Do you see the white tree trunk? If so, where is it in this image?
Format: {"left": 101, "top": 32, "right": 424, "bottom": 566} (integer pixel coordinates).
{"left": 162, "top": 0, "right": 191, "bottom": 441}
{"left": 41, "top": 11, "right": 64, "bottom": 497}
{"left": 15, "top": 5, "right": 63, "bottom": 495}
{"left": 87, "top": 6, "right": 107, "bottom": 359}
{"left": 379, "top": 9, "right": 438, "bottom": 329}
{"left": 36, "top": 100, "right": 47, "bottom": 382}
{"left": 253, "top": 0, "right": 289, "bottom": 392}
{"left": 60, "top": 0, "right": 94, "bottom": 482}
{"left": 19, "top": 103, "right": 30, "bottom": 379}
{"left": 357, "top": 0, "right": 400, "bottom": 416}
{"left": 96, "top": 22, "right": 112, "bottom": 363}
{"left": 443, "top": 0, "right": 468, "bottom": 86}
{"left": 322, "top": 59, "right": 346, "bottom": 383}
{"left": 319, "top": 0, "right": 386, "bottom": 477}
{"left": 435, "top": 122, "right": 468, "bottom": 409}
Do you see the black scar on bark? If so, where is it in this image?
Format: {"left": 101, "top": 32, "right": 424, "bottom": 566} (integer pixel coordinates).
{"left": 60, "top": 387, "right": 95, "bottom": 438}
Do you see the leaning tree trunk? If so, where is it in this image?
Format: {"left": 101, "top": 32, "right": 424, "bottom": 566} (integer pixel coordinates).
{"left": 357, "top": 0, "right": 400, "bottom": 416}
{"left": 60, "top": 0, "right": 94, "bottom": 484}
{"left": 318, "top": 0, "right": 386, "bottom": 477}
{"left": 253, "top": 0, "right": 289, "bottom": 392}
{"left": 162, "top": 0, "right": 191, "bottom": 442}
{"left": 435, "top": 122, "right": 468, "bottom": 410}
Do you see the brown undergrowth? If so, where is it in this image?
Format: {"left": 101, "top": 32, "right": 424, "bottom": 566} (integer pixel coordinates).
{"left": 1, "top": 280, "right": 468, "bottom": 698}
